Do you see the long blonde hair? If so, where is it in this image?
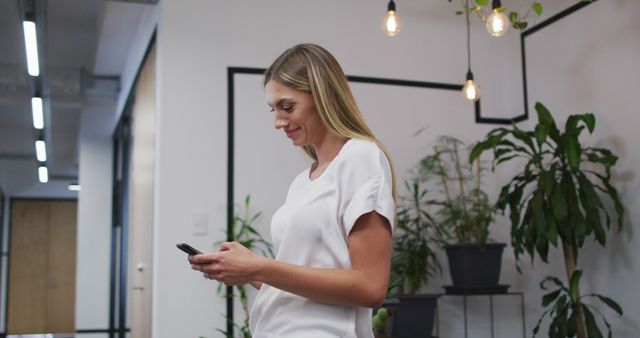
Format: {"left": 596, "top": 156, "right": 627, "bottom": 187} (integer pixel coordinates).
{"left": 264, "top": 43, "right": 397, "bottom": 203}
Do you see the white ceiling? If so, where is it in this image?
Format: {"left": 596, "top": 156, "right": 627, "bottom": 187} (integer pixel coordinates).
{"left": 0, "top": 0, "right": 147, "bottom": 198}
{"left": 0, "top": 0, "right": 150, "bottom": 197}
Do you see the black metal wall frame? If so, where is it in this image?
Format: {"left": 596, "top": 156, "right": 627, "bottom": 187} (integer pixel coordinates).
{"left": 225, "top": 1, "right": 597, "bottom": 334}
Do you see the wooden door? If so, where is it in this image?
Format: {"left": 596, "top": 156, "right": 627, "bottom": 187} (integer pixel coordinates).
{"left": 7, "top": 199, "right": 77, "bottom": 334}
{"left": 128, "top": 43, "right": 156, "bottom": 338}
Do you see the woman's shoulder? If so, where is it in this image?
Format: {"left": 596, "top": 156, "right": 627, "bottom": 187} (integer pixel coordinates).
{"left": 340, "top": 138, "right": 390, "bottom": 174}
{"left": 344, "top": 138, "right": 385, "bottom": 159}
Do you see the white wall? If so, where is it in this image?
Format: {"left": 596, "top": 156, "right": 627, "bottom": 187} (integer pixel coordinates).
{"left": 74, "top": 96, "right": 117, "bottom": 335}
{"left": 108, "top": 0, "right": 639, "bottom": 337}
{"left": 151, "top": 0, "right": 515, "bottom": 337}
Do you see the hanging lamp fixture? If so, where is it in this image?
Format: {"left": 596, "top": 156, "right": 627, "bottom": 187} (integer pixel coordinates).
{"left": 382, "top": 0, "right": 401, "bottom": 37}
{"left": 462, "top": 0, "right": 480, "bottom": 102}
{"left": 486, "top": 0, "right": 509, "bottom": 37}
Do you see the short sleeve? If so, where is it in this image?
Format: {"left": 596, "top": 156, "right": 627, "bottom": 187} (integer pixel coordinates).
{"left": 341, "top": 141, "right": 395, "bottom": 236}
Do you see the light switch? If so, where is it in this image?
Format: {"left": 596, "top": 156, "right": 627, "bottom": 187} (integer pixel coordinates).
{"left": 193, "top": 213, "right": 208, "bottom": 236}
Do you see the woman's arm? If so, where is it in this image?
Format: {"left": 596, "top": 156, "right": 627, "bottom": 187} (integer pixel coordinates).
{"left": 191, "top": 211, "right": 392, "bottom": 308}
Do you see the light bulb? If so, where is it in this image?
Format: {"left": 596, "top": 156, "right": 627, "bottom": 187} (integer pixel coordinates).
{"left": 383, "top": 11, "right": 401, "bottom": 36}
{"left": 462, "top": 80, "right": 481, "bottom": 102}
{"left": 382, "top": 1, "right": 401, "bottom": 37}
{"left": 486, "top": 9, "right": 509, "bottom": 37}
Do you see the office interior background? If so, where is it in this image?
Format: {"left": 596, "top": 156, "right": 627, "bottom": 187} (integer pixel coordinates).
{"left": 0, "top": 0, "right": 638, "bottom": 337}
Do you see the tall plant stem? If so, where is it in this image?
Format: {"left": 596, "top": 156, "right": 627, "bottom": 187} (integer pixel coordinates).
{"left": 436, "top": 146, "right": 454, "bottom": 206}
{"left": 476, "top": 157, "right": 481, "bottom": 204}
{"left": 562, "top": 241, "right": 587, "bottom": 338}
{"left": 453, "top": 141, "right": 471, "bottom": 241}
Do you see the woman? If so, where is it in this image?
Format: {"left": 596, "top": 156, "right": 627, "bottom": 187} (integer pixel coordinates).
{"left": 190, "top": 43, "right": 396, "bottom": 338}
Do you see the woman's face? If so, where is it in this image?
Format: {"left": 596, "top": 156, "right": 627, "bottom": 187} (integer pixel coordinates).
{"left": 265, "top": 80, "right": 327, "bottom": 148}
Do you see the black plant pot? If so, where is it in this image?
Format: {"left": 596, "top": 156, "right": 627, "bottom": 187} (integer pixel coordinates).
{"left": 444, "top": 243, "right": 506, "bottom": 287}
{"left": 390, "top": 294, "right": 439, "bottom": 338}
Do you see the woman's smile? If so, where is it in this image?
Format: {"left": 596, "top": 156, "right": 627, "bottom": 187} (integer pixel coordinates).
{"left": 285, "top": 127, "right": 301, "bottom": 139}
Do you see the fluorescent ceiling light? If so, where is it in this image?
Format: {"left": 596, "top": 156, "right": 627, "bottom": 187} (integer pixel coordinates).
{"left": 38, "top": 166, "right": 48, "bottom": 183}
{"left": 32, "top": 97, "right": 44, "bottom": 129}
{"left": 23, "top": 21, "right": 40, "bottom": 76}
{"left": 68, "top": 184, "right": 81, "bottom": 191}
{"left": 35, "top": 140, "right": 47, "bottom": 162}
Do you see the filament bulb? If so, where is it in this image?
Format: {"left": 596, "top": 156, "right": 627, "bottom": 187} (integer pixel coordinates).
{"left": 382, "top": 10, "right": 401, "bottom": 36}
{"left": 486, "top": 9, "right": 509, "bottom": 37}
{"left": 463, "top": 79, "right": 481, "bottom": 102}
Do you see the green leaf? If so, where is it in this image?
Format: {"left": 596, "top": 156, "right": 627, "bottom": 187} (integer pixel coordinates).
{"left": 469, "top": 141, "right": 490, "bottom": 164}
{"left": 509, "top": 11, "right": 519, "bottom": 22}
{"left": 496, "top": 6, "right": 507, "bottom": 12}
{"left": 566, "top": 113, "right": 596, "bottom": 135}
{"left": 542, "top": 289, "right": 562, "bottom": 307}
{"left": 583, "top": 306, "right": 604, "bottom": 338}
{"left": 540, "top": 276, "right": 568, "bottom": 292}
{"left": 547, "top": 216, "right": 559, "bottom": 247}
{"left": 569, "top": 270, "right": 582, "bottom": 301}
{"left": 533, "top": 2, "right": 543, "bottom": 16}
{"left": 595, "top": 295, "right": 624, "bottom": 316}
{"left": 510, "top": 126, "right": 537, "bottom": 154}
{"left": 534, "top": 102, "right": 560, "bottom": 142}
{"left": 591, "top": 171, "right": 625, "bottom": 232}
{"left": 551, "top": 186, "right": 568, "bottom": 221}
{"left": 566, "top": 138, "right": 580, "bottom": 170}
{"left": 474, "top": 0, "right": 489, "bottom": 5}
{"left": 535, "top": 123, "right": 549, "bottom": 146}
{"left": 514, "top": 21, "right": 528, "bottom": 30}
{"left": 455, "top": 10, "right": 464, "bottom": 15}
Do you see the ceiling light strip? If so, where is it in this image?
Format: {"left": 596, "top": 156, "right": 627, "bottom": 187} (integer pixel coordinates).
{"left": 31, "top": 96, "right": 44, "bottom": 129}
{"left": 23, "top": 21, "right": 40, "bottom": 76}
{"left": 35, "top": 140, "right": 47, "bottom": 162}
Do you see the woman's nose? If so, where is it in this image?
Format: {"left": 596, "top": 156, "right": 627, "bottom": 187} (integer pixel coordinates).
{"left": 275, "top": 118, "right": 288, "bottom": 129}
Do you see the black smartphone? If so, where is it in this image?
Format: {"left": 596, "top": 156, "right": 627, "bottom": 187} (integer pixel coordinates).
{"left": 176, "top": 243, "right": 203, "bottom": 255}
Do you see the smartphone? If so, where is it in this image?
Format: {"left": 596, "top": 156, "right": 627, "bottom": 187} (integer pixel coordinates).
{"left": 176, "top": 243, "right": 203, "bottom": 255}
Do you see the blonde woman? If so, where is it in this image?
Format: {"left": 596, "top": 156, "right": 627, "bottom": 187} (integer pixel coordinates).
{"left": 190, "top": 44, "right": 396, "bottom": 338}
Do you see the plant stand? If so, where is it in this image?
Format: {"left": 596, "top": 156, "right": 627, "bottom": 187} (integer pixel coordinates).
{"left": 437, "top": 289, "right": 526, "bottom": 338}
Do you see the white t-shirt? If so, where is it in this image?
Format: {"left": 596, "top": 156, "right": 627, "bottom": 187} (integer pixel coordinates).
{"left": 249, "top": 138, "right": 396, "bottom": 338}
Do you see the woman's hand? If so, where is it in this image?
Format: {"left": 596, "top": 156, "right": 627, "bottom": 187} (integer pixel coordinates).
{"left": 189, "top": 241, "right": 264, "bottom": 286}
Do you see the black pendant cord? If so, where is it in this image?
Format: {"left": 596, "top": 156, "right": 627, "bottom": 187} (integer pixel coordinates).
{"left": 465, "top": 0, "right": 472, "bottom": 75}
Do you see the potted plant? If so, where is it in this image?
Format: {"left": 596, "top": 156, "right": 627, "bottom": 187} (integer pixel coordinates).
{"left": 469, "top": 102, "right": 624, "bottom": 338}
{"left": 386, "top": 178, "right": 443, "bottom": 338}
{"left": 418, "top": 135, "right": 507, "bottom": 291}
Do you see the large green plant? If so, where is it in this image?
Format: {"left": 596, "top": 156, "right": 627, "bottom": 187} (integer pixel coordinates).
{"left": 470, "top": 102, "right": 624, "bottom": 338}
{"left": 418, "top": 135, "right": 493, "bottom": 244}
{"left": 217, "top": 196, "right": 274, "bottom": 338}
{"left": 390, "top": 179, "right": 444, "bottom": 295}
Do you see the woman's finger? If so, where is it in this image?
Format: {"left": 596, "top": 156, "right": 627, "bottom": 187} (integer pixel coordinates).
{"left": 190, "top": 252, "right": 220, "bottom": 264}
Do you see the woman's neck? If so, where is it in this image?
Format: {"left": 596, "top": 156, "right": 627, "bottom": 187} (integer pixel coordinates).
{"left": 313, "top": 134, "right": 349, "bottom": 166}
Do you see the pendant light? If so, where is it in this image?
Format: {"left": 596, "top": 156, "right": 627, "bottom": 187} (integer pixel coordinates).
{"left": 486, "top": 0, "right": 509, "bottom": 37}
{"left": 462, "top": 0, "right": 480, "bottom": 102}
{"left": 382, "top": 0, "right": 401, "bottom": 37}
